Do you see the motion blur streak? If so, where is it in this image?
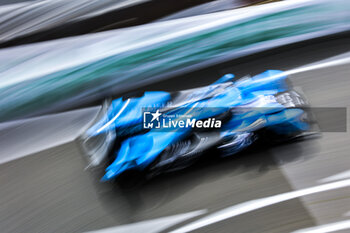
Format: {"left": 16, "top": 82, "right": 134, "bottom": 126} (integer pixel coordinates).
{"left": 0, "top": 106, "right": 100, "bottom": 164}
{"left": 0, "top": 0, "right": 349, "bottom": 122}
{"left": 96, "top": 99, "right": 130, "bottom": 134}
{"left": 291, "top": 220, "right": 350, "bottom": 233}
{"left": 251, "top": 52, "right": 350, "bottom": 83}
{"left": 319, "top": 170, "right": 350, "bottom": 183}
{"left": 86, "top": 210, "right": 207, "bottom": 233}
{"left": 170, "top": 179, "right": 350, "bottom": 233}
{"left": 0, "top": 0, "right": 149, "bottom": 44}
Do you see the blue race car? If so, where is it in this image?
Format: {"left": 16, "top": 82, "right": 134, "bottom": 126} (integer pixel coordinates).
{"left": 79, "top": 70, "right": 317, "bottom": 181}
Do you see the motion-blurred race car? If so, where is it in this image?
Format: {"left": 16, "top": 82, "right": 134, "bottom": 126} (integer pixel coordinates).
{"left": 79, "top": 70, "right": 317, "bottom": 181}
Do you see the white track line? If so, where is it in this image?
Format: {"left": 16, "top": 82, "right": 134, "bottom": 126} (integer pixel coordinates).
{"left": 319, "top": 170, "right": 350, "bottom": 183}
{"left": 86, "top": 209, "right": 207, "bottom": 233}
{"left": 170, "top": 179, "right": 350, "bottom": 233}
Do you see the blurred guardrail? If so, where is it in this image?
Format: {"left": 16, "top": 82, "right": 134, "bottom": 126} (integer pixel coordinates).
{"left": 0, "top": 0, "right": 349, "bottom": 122}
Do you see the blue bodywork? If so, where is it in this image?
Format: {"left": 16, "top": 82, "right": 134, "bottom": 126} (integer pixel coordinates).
{"left": 85, "top": 70, "right": 311, "bottom": 181}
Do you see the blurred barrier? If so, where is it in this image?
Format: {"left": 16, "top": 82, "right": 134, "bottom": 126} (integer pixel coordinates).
{"left": 0, "top": 0, "right": 349, "bottom": 122}
{"left": 0, "top": 0, "right": 216, "bottom": 47}
{"left": 157, "top": 0, "right": 266, "bottom": 21}
{"left": 0, "top": 0, "right": 148, "bottom": 44}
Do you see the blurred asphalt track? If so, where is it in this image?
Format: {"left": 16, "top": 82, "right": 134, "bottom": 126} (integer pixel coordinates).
{"left": 0, "top": 37, "right": 349, "bottom": 233}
